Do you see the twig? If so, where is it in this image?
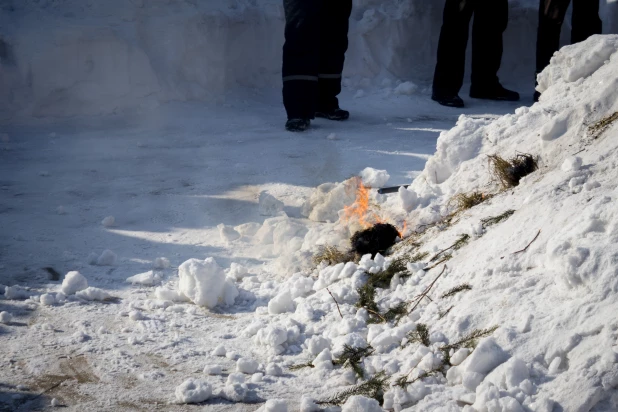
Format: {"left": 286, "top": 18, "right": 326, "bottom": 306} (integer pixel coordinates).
{"left": 423, "top": 255, "right": 451, "bottom": 271}
{"left": 408, "top": 265, "right": 447, "bottom": 315}
{"left": 365, "top": 308, "right": 386, "bottom": 323}
{"left": 512, "top": 229, "right": 541, "bottom": 254}
{"left": 572, "top": 148, "right": 585, "bottom": 156}
{"left": 327, "top": 288, "right": 343, "bottom": 319}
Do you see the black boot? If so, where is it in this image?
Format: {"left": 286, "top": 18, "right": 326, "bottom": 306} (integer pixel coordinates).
{"left": 315, "top": 108, "right": 350, "bottom": 121}
{"left": 469, "top": 84, "right": 520, "bottom": 101}
{"left": 431, "top": 94, "right": 465, "bottom": 108}
{"left": 533, "top": 90, "right": 541, "bottom": 102}
{"left": 285, "top": 118, "right": 311, "bottom": 132}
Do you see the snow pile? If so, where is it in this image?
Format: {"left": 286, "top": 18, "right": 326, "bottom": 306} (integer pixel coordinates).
{"left": 208, "top": 36, "right": 618, "bottom": 411}
{"left": 177, "top": 258, "right": 238, "bottom": 308}
{"left": 61, "top": 271, "right": 88, "bottom": 295}
{"left": 175, "top": 378, "right": 212, "bottom": 404}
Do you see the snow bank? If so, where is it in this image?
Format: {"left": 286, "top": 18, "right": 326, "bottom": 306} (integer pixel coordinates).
{"left": 192, "top": 35, "right": 618, "bottom": 411}
{"left": 177, "top": 257, "right": 238, "bottom": 308}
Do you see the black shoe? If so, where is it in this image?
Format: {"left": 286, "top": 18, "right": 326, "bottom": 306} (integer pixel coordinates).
{"left": 315, "top": 108, "right": 350, "bottom": 121}
{"left": 285, "top": 118, "right": 310, "bottom": 132}
{"left": 533, "top": 90, "right": 541, "bottom": 102}
{"left": 431, "top": 94, "right": 465, "bottom": 108}
{"left": 470, "top": 84, "right": 520, "bottom": 101}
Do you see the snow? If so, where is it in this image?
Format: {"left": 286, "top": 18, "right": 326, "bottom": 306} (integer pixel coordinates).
{"left": 342, "top": 395, "right": 383, "bottom": 412}
{"left": 236, "top": 357, "right": 259, "bottom": 374}
{"left": 2, "top": 2, "right": 618, "bottom": 410}
{"left": 259, "top": 191, "right": 285, "bottom": 216}
{"left": 40, "top": 293, "right": 56, "bottom": 306}
{"left": 177, "top": 257, "right": 237, "bottom": 308}
{"left": 360, "top": 167, "right": 390, "bottom": 188}
{"left": 96, "top": 250, "right": 117, "bottom": 266}
{"left": 204, "top": 365, "right": 222, "bottom": 375}
{"left": 268, "top": 290, "right": 295, "bottom": 315}
{"left": 60, "top": 271, "right": 88, "bottom": 295}
{"left": 153, "top": 257, "right": 171, "bottom": 269}
{"left": 101, "top": 216, "right": 115, "bottom": 227}
{"left": 174, "top": 378, "right": 212, "bottom": 404}
{"left": 261, "top": 399, "right": 288, "bottom": 412}
{"left": 126, "top": 271, "right": 161, "bottom": 286}
{"left": 0, "top": 311, "right": 12, "bottom": 324}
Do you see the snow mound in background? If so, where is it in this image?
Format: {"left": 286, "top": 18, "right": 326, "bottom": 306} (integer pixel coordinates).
{"left": 177, "top": 257, "right": 237, "bottom": 308}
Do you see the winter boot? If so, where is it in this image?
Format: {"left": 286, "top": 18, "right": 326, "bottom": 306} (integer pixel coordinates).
{"left": 469, "top": 84, "right": 520, "bottom": 101}
{"left": 285, "top": 118, "right": 311, "bottom": 132}
{"left": 431, "top": 94, "right": 465, "bottom": 108}
{"left": 533, "top": 90, "right": 541, "bottom": 102}
{"left": 315, "top": 108, "right": 350, "bottom": 121}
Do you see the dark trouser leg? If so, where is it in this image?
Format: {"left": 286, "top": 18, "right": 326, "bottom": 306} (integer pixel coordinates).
{"left": 432, "top": 0, "right": 475, "bottom": 97}
{"left": 282, "top": 0, "right": 321, "bottom": 120}
{"left": 317, "top": 0, "right": 352, "bottom": 112}
{"left": 536, "top": 0, "right": 571, "bottom": 74}
{"left": 470, "top": 0, "right": 508, "bottom": 90}
{"left": 571, "top": 0, "right": 602, "bottom": 44}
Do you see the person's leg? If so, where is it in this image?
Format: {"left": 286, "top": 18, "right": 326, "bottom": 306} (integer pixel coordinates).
{"left": 432, "top": 0, "right": 475, "bottom": 106}
{"left": 282, "top": 0, "right": 321, "bottom": 128}
{"left": 316, "top": 0, "right": 352, "bottom": 120}
{"left": 536, "top": 0, "right": 571, "bottom": 75}
{"left": 470, "top": 0, "right": 508, "bottom": 90}
{"left": 571, "top": 0, "right": 602, "bottom": 44}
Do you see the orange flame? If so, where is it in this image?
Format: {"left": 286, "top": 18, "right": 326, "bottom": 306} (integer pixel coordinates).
{"left": 343, "top": 177, "right": 409, "bottom": 239}
{"left": 398, "top": 221, "right": 408, "bottom": 238}
{"left": 343, "top": 180, "right": 384, "bottom": 228}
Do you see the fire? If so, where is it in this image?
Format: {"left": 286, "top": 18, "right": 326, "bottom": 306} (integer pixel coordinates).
{"left": 399, "top": 221, "right": 408, "bottom": 238}
{"left": 343, "top": 179, "right": 384, "bottom": 228}
{"left": 343, "top": 178, "right": 408, "bottom": 238}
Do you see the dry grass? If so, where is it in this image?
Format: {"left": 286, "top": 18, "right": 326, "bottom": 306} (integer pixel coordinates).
{"left": 488, "top": 153, "right": 538, "bottom": 189}
{"left": 449, "top": 192, "right": 489, "bottom": 212}
{"left": 588, "top": 111, "right": 618, "bottom": 139}
{"left": 312, "top": 245, "right": 355, "bottom": 266}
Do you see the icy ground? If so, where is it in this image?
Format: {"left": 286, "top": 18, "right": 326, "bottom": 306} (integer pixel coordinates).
{"left": 0, "top": 91, "right": 521, "bottom": 410}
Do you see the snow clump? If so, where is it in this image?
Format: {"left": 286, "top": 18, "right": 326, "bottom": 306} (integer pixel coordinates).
{"left": 0, "top": 311, "right": 12, "bottom": 323}
{"left": 101, "top": 216, "right": 115, "bottom": 227}
{"left": 360, "top": 167, "right": 390, "bottom": 188}
{"left": 177, "top": 257, "right": 238, "bottom": 308}
{"left": 76, "top": 287, "right": 111, "bottom": 301}
{"left": 175, "top": 378, "right": 211, "bottom": 404}
{"left": 61, "top": 271, "right": 88, "bottom": 295}
{"left": 96, "top": 250, "right": 117, "bottom": 266}
{"left": 126, "top": 271, "right": 161, "bottom": 286}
